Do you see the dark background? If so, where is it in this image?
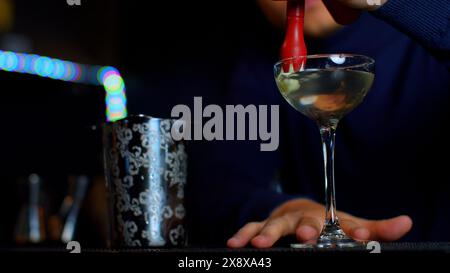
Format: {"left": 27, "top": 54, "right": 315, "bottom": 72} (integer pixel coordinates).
{"left": 1, "top": 0, "right": 449, "bottom": 248}
{"left": 0, "top": 0, "right": 277, "bottom": 247}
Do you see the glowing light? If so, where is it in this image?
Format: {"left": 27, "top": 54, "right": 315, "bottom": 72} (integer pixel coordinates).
{"left": 0, "top": 51, "right": 19, "bottom": 71}
{"left": 16, "top": 54, "right": 27, "bottom": 72}
{"left": 62, "top": 61, "right": 75, "bottom": 81}
{"left": 25, "top": 54, "right": 39, "bottom": 74}
{"left": 0, "top": 50, "right": 128, "bottom": 121}
{"left": 50, "top": 59, "right": 65, "bottom": 79}
{"left": 35, "top": 56, "right": 54, "bottom": 77}
{"left": 72, "top": 64, "right": 82, "bottom": 81}
{"left": 108, "top": 97, "right": 124, "bottom": 105}
{"left": 97, "top": 66, "right": 119, "bottom": 84}
{"left": 104, "top": 74, "right": 124, "bottom": 92}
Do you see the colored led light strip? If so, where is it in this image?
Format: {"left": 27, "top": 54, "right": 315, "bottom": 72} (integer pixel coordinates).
{"left": 0, "top": 50, "right": 127, "bottom": 121}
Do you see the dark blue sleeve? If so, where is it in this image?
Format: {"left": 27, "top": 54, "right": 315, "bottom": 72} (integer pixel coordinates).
{"left": 188, "top": 139, "right": 299, "bottom": 245}
{"left": 371, "top": 0, "right": 450, "bottom": 69}
{"left": 188, "top": 51, "right": 302, "bottom": 244}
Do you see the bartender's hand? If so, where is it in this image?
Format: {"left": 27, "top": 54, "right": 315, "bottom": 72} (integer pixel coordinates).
{"left": 274, "top": 0, "right": 389, "bottom": 11}
{"left": 266, "top": 0, "right": 388, "bottom": 28}
{"left": 328, "top": 0, "right": 389, "bottom": 11}
{"left": 227, "top": 198, "right": 412, "bottom": 248}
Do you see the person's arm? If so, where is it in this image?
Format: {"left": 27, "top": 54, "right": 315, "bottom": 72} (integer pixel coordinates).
{"left": 271, "top": 0, "right": 450, "bottom": 68}
{"left": 370, "top": 0, "right": 450, "bottom": 69}
{"left": 190, "top": 132, "right": 300, "bottom": 245}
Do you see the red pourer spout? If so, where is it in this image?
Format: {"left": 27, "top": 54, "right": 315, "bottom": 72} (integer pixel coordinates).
{"left": 279, "top": 0, "right": 360, "bottom": 72}
{"left": 280, "top": 0, "right": 307, "bottom": 72}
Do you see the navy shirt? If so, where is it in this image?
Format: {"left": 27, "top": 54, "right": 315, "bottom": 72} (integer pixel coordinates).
{"left": 187, "top": 0, "right": 450, "bottom": 245}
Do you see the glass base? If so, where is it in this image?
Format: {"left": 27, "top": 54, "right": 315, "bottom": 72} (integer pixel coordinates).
{"left": 291, "top": 223, "right": 365, "bottom": 249}
{"left": 317, "top": 223, "right": 362, "bottom": 248}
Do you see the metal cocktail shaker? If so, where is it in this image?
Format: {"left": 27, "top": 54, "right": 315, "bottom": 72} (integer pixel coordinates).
{"left": 103, "top": 115, "right": 187, "bottom": 248}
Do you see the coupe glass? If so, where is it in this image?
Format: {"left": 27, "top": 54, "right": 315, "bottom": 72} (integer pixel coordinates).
{"left": 274, "top": 54, "right": 375, "bottom": 248}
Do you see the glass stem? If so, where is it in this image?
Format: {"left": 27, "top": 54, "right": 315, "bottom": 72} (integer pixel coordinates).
{"left": 320, "top": 125, "right": 339, "bottom": 227}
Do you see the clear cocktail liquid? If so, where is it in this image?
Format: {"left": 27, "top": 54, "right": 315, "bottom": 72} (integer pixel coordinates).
{"left": 276, "top": 69, "right": 374, "bottom": 127}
